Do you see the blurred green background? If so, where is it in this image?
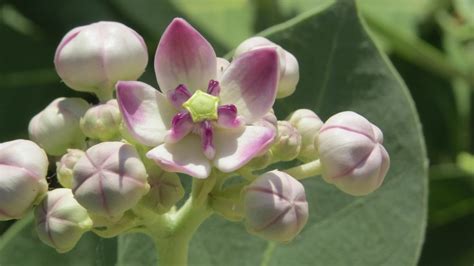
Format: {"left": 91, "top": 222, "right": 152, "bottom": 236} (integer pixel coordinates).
{"left": 0, "top": 0, "right": 473, "bottom": 265}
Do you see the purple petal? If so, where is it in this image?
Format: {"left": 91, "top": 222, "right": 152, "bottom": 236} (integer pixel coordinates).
{"left": 207, "top": 80, "right": 220, "bottom": 96}
{"left": 155, "top": 18, "right": 217, "bottom": 93}
{"left": 167, "top": 84, "right": 192, "bottom": 110}
{"left": 200, "top": 120, "right": 215, "bottom": 160}
{"left": 146, "top": 135, "right": 211, "bottom": 179}
{"left": 116, "top": 81, "right": 176, "bottom": 146}
{"left": 213, "top": 126, "right": 276, "bottom": 172}
{"left": 219, "top": 48, "right": 279, "bottom": 123}
{"left": 217, "top": 104, "right": 242, "bottom": 128}
{"left": 165, "top": 111, "right": 194, "bottom": 143}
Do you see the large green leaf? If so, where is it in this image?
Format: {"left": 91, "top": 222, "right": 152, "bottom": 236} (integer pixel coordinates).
{"left": 119, "top": 1, "right": 428, "bottom": 265}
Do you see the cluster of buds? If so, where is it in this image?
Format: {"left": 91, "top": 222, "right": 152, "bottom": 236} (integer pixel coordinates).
{"left": 0, "top": 17, "right": 390, "bottom": 254}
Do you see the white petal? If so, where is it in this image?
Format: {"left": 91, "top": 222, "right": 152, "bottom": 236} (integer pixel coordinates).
{"left": 146, "top": 135, "right": 211, "bottom": 179}
{"left": 213, "top": 126, "right": 275, "bottom": 172}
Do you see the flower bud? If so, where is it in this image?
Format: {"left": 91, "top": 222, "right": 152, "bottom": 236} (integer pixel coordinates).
{"left": 244, "top": 170, "right": 308, "bottom": 242}
{"left": 271, "top": 121, "right": 302, "bottom": 161}
{"left": 80, "top": 100, "right": 122, "bottom": 141}
{"left": 35, "top": 188, "right": 93, "bottom": 253}
{"left": 0, "top": 140, "right": 49, "bottom": 221}
{"left": 140, "top": 169, "right": 184, "bottom": 214}
{"left": 287, "top": 109, "right": 323, "bottom": 162}
{"left": 29, "top": 97, "right": 89, "bottom": 156}
{"left": 72, "top": 142, "right": 149, "bottom": 220}
{"left": 54, "top": 21, "right": 148, "bottom": 99}
{"left": 56, "top": 149, "right": 85, "bottom": 188}
{"left": 234, "top": 37, "right": 299, "bottom": 98}
{"left": 318, "top": 111, "right": 390, "bottom": 196}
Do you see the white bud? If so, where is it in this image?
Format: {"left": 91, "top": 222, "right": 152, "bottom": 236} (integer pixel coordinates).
{"left": 72, "top": 142, "right": 149, "bottom": 220}
{"left": 56, "top": 149, "right": 85, "bottom": 188}
{"left": 234, "top": 36, "right": 299, "bottom": 98}
{"left": 29, "top": 97, "right": 89, "bottom": 156}
{"left": 54, "top": 21, "right": 148, "bottom": 99}
{"left": 35, "top": 188, "right": 93, "bottom": 253}
{"left": 271, "top": 121, "right": 302, "bottom": 161}
{"left": 80, "top": 100, "right": 122, "bottom": 141}
{"left": 216, "top": 57, "right": 230, "bottom": 80}
{"left": 244, "top": 170, "right": 308, "bottom": 242}
{"left": 0, "top": 140, "right": 48, "bottom": 221}
{"left": 318, "top": 111, "right": 390, "bottom": 196}
{"left": 287, "top": 109, "right": 324, "bottom": 162}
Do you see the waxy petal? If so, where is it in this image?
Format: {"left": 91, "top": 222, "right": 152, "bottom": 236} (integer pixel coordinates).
{"left": 116, "top": 81, "right": 175, "bottom": 147}
{"left": 146, "top": 135, "right": 211, "bottom": 179}
{"left": 213, "top": 126, "right": 275, "bottom": 172}
{"left": 219, "top": 48, "right": 279, "bottom": 123}
{"left": 155, "top": 18, "right": 217, "bottom": 93}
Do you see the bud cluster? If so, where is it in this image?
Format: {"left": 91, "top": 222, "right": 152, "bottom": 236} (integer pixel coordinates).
{"left": 0, "top": 18, "right": 391, "bottom": 256}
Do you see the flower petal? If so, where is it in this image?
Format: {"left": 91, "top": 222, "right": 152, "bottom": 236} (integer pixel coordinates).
{"left": 146, "top": 135, "right": 211, "bottom": 179}
{"left": 219, "top": 48, "right": 279, "bottom": 123}
{"left": 213, "top": 126, "right": 276, "bottom": 172}
{"left": 116, "top": 81, "right": 175, "bottom": 147}
{"left": 155, "top": 18, "right": 217, "bottom": 94}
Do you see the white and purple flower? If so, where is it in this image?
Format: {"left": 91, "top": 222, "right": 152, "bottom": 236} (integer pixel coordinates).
{"left": 116, "top": 18, "right": 280, "bottom": 179}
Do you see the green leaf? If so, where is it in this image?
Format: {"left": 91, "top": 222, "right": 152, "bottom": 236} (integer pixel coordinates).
{"left": 190, "top": 1, "right": 427, "bottom": 265}
{"left": 0, "top": 214, "right": 117, "bottom": 266}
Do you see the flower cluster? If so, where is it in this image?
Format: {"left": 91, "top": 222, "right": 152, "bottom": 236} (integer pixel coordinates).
{"left": 0, "top": 18, "right": 390, "bottom": 257}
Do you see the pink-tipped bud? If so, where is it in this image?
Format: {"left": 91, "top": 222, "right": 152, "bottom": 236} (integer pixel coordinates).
{"left": 0, "top": 140, "right": 49, "bottom": 221}
{"left": 271, "top": 121, "right": 302, "bottom": 161}
{"left": 54, "top": 21, "right": 148, "bottom": 99}
{"left": 287, "top": 109, "right": 323, "bottom": 162}
{"left": 28, "top": 97, "right": 89, "bottom": 156}
{"left": 35, "top": 188, "right": 93, "bottom": 253}
{"left": 72, "top": 142, "right": 149, "bottom": 220}
{"left": 244, "top": 170, "right": 308, "bottom": 242}
{"left": 56, "top": 149, "right": 85, "bottom": 188}
{"left": 318, "top": 111, "right": 390, "bottom": 196}
{"left": 80, "top": 100, "right": 122, "bottom": 141}
{"left": 234, "top": 37, "right": 299, "bottom": 98}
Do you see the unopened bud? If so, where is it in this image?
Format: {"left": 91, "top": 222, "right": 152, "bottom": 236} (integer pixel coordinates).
{"left": 216, "top": 57, "right": 230, "bottom": 80}
{"left": 0, "top": 140, "right": 49, "bottom": 221}
{"left": 234, "top": 37, "right": 299, "bottom": 98}
{"left": 271, "top": 121, "right": 301, "bottom": 161}
{"left": 72, "top": 142, "right": 149, "bottom": 220}
{"left": 80, "top": 100, "right": 122, "bottom": 141}
{"left": 35, "top": 188, "right": 93, "bottom": 253}
{"left": 56, "top": 149, "right": 85, "bottom": 188}
{"left": 140, "top": 169, "right": 184, "bottom": 214}
{"left": 287, "top": 109, "right": 323, "bottom": 162}
{"left": 29, "top": 97, "right": 89, "bottom": 156}
{"left": 54, "top": 21, "right": 148, "bottom": 99}
{"left": 244, "top": 170, "right": 308, "bottom": 242}
{"left": 318, "top": 111, "right": 390, "bottom": 196}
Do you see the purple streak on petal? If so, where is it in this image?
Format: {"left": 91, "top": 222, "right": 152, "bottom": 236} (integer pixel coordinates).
{"left": 200, "top": 120, "right": 215, "bottom": 160}
{"left": 168, "top": 84, "right": 192, "bottom": 109}
{"left": 207, "top": 80, "right": 220, "bottom": 96}
{"left": 219, "top": 48, "right": 280, "bottom": 123}
{"left": 154, "top": 18, "right": 217, "bottom": 93}
{"left": 217, "top": 104, "right": 242, "bottom": 128}
{"left": 166, "top": 111, "right": 194, "bottom": 143}
{"left": 54, "top": 27, "right": 83, "bottom": 69}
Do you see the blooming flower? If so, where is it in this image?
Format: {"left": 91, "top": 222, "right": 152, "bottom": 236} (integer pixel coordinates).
{"left": 117, "top": 18, "right": 280, "bottom": 179}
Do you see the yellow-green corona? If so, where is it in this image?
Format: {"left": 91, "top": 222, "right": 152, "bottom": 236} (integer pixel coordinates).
{"left": 182, "top": 90, "right": 219, "bottom": 122}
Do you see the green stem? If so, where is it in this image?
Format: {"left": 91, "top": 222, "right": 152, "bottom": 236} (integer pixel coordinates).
{"left": 152, "top": 198, "right": 213, "bottom": 266}
{"left": 362, "top": 10, "right": 474, "bottom": 87}
{"left": 284, "top": 160, "right": 321, "bottom": 180}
